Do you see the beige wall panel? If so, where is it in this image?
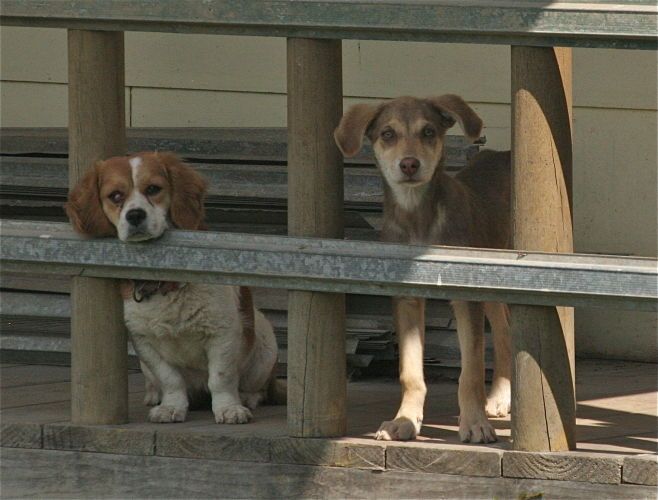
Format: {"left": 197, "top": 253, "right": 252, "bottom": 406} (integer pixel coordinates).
{"left": 0, "top": 27, "right": 67, "bottom": 83}
{"left": 572, "top": 107, "right": 657, "bottom": 363}
{"left": 2, "top": 29, "right": 657, "bottom": 111}
{"left": 0, "top": 81, "right": 131, "bottom": 127}
{"left": 130, "top": 88, "right": 287, "bottom": 127}
{"left": 125, "top": 33, "right": 286, "bottom": 93}
{"left": 576, "top": 309, "right": 657, "bottom": 362}
{"left": 573, "top": 108, "right": 657, "bottom": 258}
{"left": 1, "top": 82, "right": 67, "bottom": 126}
{"left": 573, "top": 49, "right": 657, "bottom": 111}
{"left": 343, "top": 40, "right": 510, "bottom": 103}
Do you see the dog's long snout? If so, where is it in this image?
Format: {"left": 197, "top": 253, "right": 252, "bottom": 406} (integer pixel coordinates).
{"left": 399, "top": 157, "right": 420, "bottom": 177}
{"left": 126, "top": 208, "right": 147, "bottom": 227}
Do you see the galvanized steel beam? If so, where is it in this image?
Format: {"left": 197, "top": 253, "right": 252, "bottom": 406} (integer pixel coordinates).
{"left": 1, "top": 220, "right": 656, "bottom": 312}
{"left": 1, "top": 1, "right": 656, "bottom": 50}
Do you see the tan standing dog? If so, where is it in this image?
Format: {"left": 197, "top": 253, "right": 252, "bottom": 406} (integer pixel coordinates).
{"left": 335, "top": 95, "right": 511, "bottom": 443}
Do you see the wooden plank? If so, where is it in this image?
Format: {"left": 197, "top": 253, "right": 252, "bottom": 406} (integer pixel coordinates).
{"left": 503, "top": 451, "right": 622, "bottom": 484}
{"left": 270, "top": 437, "right": 385, "bottom": 470}
{"left": 67, "top": 30, "right": 128, "bottom": 425}
{"left": 0, "top": 128, "right": 477, "bottom": 168}
{"left": 386, "top": 444, "right": 501, "bottom": 477}
{"left": 510, "top": 46, "right": 576, "bottom": 452}
{"left": 0, "top": 364, "right": 70, "bottom": 388}
{"left": 4, "top": 448, "right": 657, "bottom": 499}
{"left": 623, "top": 455, "right": 658, "bottom": 486}
{"left": 0, "top": 280, "right": 454, "bottom": 327}
{"left": 0, "top": 423, "right": 42, "bottom": 449}
{"left": 0, "top": 156, "right": 387, "bottom": 206}
{"left": 1, "top": 373, "right": 145, "bottom": 409}
{"left": 43, "top": 424, "right": 154, "bottom": 456}
{"left": 2, "top": 381, "right": 72, "bottom": 409}
{"left": 286, "top": 38, "right": 346, "bottom": 438}
{"left": 155, "top": 431, "right": 270, "bottom": 462}
{"left": 1, "top": 1, "right": 656, "bottom": 49}
{"left": 2, "top": 220, "right": 656, "bottom": 311}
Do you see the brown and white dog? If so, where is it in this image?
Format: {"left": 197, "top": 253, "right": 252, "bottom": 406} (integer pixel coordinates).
{"left": 335, "top": 95, "right": 511, "bottom": 443}
{"left": 65, "top": 152, "right": 281, "bottom": 424}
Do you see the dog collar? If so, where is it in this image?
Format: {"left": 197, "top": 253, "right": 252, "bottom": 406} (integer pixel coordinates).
{"left": 132, "top": 280, "right": 184, "bottom": 303}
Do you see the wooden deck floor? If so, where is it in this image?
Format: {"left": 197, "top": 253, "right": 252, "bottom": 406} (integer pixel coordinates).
{"left": 2, "top": 359, "right": 656, "bottom": 454}
{"left": 1, "top": 359, "right": 657, "bottom": 497}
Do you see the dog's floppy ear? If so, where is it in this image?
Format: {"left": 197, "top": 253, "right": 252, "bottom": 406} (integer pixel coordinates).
{"left": 427, "top": 94, "right": 483, "bottom": 143}
{"left": 334, "top": 103, "right": 381, "bottom": 158}
{"left": 64, "top": 162, "right": 116, "bottom": 237}
{"left": 159, "top": 152, "right": 208, "bottom": 230}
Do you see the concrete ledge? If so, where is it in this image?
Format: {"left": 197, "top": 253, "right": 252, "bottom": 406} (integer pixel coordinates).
{"left": 623, "top": 455, "right": 658, "bottom": 486}
{"left": 386, "top": 443, "right": 502, "bottom": 478}
{"left": 503, "top": 451, "right": 622, "bottom": 484}
{"left": 43, "top": 424, "right": 154, "bottom": 456}
{"left": 0, "top": 423, "right": 42, "bottom": 449}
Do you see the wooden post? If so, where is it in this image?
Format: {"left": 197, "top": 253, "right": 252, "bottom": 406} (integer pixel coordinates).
{"left": 286, "top": 38, "right": 346, "bottom": 437}
{"left": 510, "top": 46, "right": 575, "bottom": 451}
{"left": 68, "top": 30, "right": 128, "bottom": 424}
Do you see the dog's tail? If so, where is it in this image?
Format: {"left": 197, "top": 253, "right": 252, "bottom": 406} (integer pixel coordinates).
{"left": 266, "top": 376, "right": 287, "bottom": 405}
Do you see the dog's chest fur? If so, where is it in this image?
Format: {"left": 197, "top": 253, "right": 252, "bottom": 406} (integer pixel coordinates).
{"left": 124, "top": 283, "right": 242, "bottom": 370}
{"left": 381, "top": 150, "right": 511, "bottom": 249}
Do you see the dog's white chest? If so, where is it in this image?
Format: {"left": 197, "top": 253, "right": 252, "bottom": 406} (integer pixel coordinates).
{"left": 124, "top": 284, "right": 241, "bottom": 369}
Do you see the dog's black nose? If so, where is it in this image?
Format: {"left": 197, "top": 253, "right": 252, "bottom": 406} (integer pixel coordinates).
{"left": 400, "top": 157, "right": 420, "bottom": 177}
{"left": 125, "top": 208, "right": 147, "bottom": 227}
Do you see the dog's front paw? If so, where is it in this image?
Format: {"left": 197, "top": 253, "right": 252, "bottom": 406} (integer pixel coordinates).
{"left": 214, "top": 404, "right": 252, "bottom": 424}
{"left": 148, "top": 405, "right": 187, "bottom": 423}
{"left": 459, "top": 413, "right": 497, "bottom": 443}
{"left": 375, "top": 417, "right": 421, "bottom": 441}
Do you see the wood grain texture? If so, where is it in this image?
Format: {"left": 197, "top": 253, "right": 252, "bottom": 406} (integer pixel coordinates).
{"left": 68, "top": 30, "right": 128, "bottom": 425}
{"left": 286, "top": 38, "right": 346, "bottom": 438}
{"left": 510, "top": 46, "right": 576, "bottom": 452}
{"left": 155, "top": 431, "right": 269, "bottom": 462}
{"left": 270, "top": 437, "right": 384, "bottom": 470}
{"left": 623, "top": 455, "right": 658, "bottom": 486}
{"left": 503, "top": 451, "right": 622, "bottom": 484}
{"left": 43, "top": 423, "right": 154, "bottom": 456}
{"left": 386, "top": 445, "right": 502, "bottom": 478}
{"left": 0, "top": 364, "right": 70, "bottom": 388}
{"left": 5, "top": 448, "right": 657, "bottom": 499}
{"left": 0, "top": 423, "right": 42, "bottom": 449}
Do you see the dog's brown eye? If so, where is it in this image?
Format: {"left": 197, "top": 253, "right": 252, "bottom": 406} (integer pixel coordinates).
{"left": 108, "top": 191, "right": 124, "bottom": 204}
{"left": 381, "top": 129, "right": 395, "bottom": 141}
{"left": 423, "top": 126, "right": 436, "bottom": 138}
{"left": 145, "top": 185, "right": 162, "bottom": 196}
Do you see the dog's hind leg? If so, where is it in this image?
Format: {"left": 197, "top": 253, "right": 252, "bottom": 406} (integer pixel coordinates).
{"left": 452, "top": 300, "right": 497, "bottom": 443}
{"left": 484, "top": 302, "right": 511, "bottom": 417}
{"left": 140, "top": 361, "right": 161, "bottom": 406}
{"left": 376, "top": 297, "right": 426, "bottom": 441}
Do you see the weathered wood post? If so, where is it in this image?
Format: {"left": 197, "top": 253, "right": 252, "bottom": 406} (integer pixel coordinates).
{"left": 286, "top": 38, "right": 347, "bottom": 437}
{"left": 510, "top": 47, "right": 575, "bottom": 451}
{"left": 68, "top": 30, "right": 128, "bottom": 424}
